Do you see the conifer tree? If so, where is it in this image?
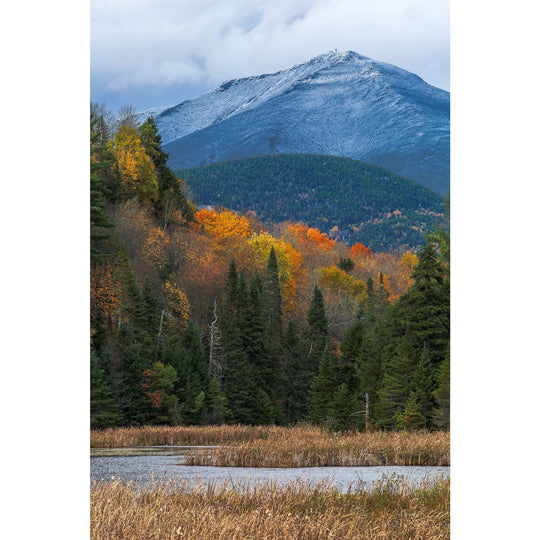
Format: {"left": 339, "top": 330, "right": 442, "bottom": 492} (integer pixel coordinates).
{"left": 262, "top": 248, "right": 286, "bottom": 411}
{"left": 395, "top": 391, "right": 425, "bottom": 430}
{"left": 307, "top": 285, "right": 329, "bottom": 378}
{"left": 412, "top": 345, "right": 436, "bottom": 428}
{"left": 328, "top": 383, "right": 359, "bottom": 431}
{"left": 308, "top": 348, "right": 337, "bottom": 425}
{"left": 90, "top": 110, "right": 116, "bottom": 263}
{"left": 90, "top": 349, "right": 124, "bottom": 427}
{"left": 202, "top": 378, "right": 230, "bottom": 424}
{"left": 139, "top": 116, "right": 194, "bottom": 226}
{"left": 433, "top": 345, "right": 450, "bottom": 428}
{"left": 282, "top": 321, "right": 311, "bottom": 423}
{"left": 376, "top": 335, "right": 417, "bottom": 428}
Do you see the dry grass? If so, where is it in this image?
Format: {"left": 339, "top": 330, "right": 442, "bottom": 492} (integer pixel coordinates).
{"left": 91, "top": 425, "right": 449, "bottom": 467}
{"left": 91, "top": 476, "right": 449, "bottom": 540}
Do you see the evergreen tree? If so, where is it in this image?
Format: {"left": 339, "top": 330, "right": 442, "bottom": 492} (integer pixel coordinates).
{"left": 139, "top": 116, "right": 194, "bottom": 226}
{"left": 174, "top": 320, "right": 210, "bottom": 424}
{"left": 307, "top": 285, "right": 329, "bottom": 377}
{"left": 90, "top": 110, "right": 116, "bottom": 263}
{"left": 308, "top": 348, "right": 337, "bottom": 425}
{"left": 328, "top": 383, "right": 359, "bottom": 431}
{"left": 202, "top": 378, "right": 230, "bottom": 424}
{"left": 376, "top": 335, "right": 417, "bottom": 429}
{"left": 262, "top": 248, "right": 286, "bottom": 413}
{"left": 412, "top": 345, "right": 436, "bottom": 428}
{"left": 90, "top": 349, "right": 124, "bottom": 427}
{"left": 395, "top": 391, "right": 425, "bottom": 430}
{"left": 118, "top": 326, "right": 152, "bottom": 425}
{"left": 433, "top": 345, "right": 450, "bottom": 428}
{"left": 282, "top": 321, "right": 311, "bottom": 423}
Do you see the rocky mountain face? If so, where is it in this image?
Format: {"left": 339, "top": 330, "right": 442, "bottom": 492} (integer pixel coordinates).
{"left": 140, "top": 51, "right": 449, "bottom": 195}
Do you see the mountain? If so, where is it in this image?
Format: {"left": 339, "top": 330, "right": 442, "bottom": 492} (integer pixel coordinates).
{"left": 179, "top": 154, "right": 445, "bottom": 252}
{"left": 140, "top": 51, "right": 449, "bottom": 195}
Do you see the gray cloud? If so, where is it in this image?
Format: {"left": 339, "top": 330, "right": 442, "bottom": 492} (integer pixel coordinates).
{"left": 91, "top": 0, "right": 449, "bottom": 111}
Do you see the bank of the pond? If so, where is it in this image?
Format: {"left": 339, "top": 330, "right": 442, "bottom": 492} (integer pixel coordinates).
{"left": 91, "top": 426, "right": 450, "bottom": 467}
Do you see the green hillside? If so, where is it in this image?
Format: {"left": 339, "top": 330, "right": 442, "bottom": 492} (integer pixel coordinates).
{"left": 178, "top": 154, "right": 446, "bottom": 251}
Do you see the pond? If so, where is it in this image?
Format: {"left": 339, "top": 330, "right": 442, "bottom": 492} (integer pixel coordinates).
{"left": 91, "top": 448, "right": 449, "bottom": 492}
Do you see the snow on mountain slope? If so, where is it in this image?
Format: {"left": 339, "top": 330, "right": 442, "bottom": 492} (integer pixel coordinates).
{"left": 139, "top": 51, "right": 449, "bottom": 194}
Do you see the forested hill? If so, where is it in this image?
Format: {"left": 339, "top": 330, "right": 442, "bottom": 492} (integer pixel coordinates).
{"left": 91, "top": 105, "right": 449, "bottom": 433}
{"left": 178, "top": 154, "right": 445, "bottom": 252}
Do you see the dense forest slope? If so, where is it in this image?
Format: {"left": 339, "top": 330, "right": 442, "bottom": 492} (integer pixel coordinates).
{"left": 138, "top": 51, "right": 449, "bottom": 195}
{"left": 179, "top": 154, "right": 445, "bottom": 252}
{"left": 91, "top": 106, "right": 449, "bottom": 432}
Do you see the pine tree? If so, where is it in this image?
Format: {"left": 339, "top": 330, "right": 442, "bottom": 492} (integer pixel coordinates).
{"left": 202, "top": 378, "right": 230, "bottom": 424}
{"left": 308, "top": 348, "right": 337, "bottom": 425}
{"left": 173, "top": 319, "right": 210, "bottom": 424}
{"left": 118, "top": 326, "right": 152, "bottom": 425}
{"left": 282, "top": 321, "right": 311, "bottom": 423}
{"left": 262, "top": 248, "right": 286, "bottom": 411}
{"left": 412, "top": 345, "right": 436, "bottom": 428}
{"left": 307, "top": 285, "right": 329, "bottom": 378}
{"left": 395, "top": 391, "right": 425, "bottom": 430}
{"left": 90, "top": 110, "right": 116, "bottom": 263}
{"left": 90, "top": 349, "right": 124, "bottom": 427}
{"left": 433, "top": 345, "right": 450, "bottom": 428}
{"left": 139, "top": 116, "right": 194, "bottom": 226}
{"left": 376, "top": 335, "right": 417, "bottom": 429}
{"left": 328, "top": 383, "right": 359, "bottom": 431}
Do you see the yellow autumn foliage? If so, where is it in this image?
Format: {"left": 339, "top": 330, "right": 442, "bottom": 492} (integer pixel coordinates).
{"left": 317, "top": 265, "right": 367, "bottom": 301}
{"left": 164, "top": 280, "right": 190, "bottom": 333}
{"left": 141, "top": 226, "right": 170, "bottom": 270}
{"left": 248, "top": 232, "right": 304, "bottom": 308}
{"left": 109, "top": 125, "right": 159, "bottom": 202}
{"left": 194, "top": 208, "right": 252, "bottom": 241}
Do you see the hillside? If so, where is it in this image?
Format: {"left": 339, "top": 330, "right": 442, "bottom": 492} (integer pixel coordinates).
{"left": 179, "top": 154, "right": 445, "bottom": 252}
{"left": 138, "top": 50, "right": 449, "bottom": 195}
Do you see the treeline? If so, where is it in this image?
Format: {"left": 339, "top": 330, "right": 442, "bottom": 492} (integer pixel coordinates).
{"left": 90, "top": 104, "right": 449, "bottom": 431}
{"left": 179, "top": 154, "right": 446, "bottom": 252}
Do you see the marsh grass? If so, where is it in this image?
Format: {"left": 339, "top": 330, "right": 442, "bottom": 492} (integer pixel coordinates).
{"left": 91, "top": 425, "right": 449, "bottom": 467}
{"left": 90, "top": 475, "right": 450, "bottom": 539}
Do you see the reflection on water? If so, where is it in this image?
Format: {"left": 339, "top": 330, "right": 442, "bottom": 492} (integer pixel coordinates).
{"left": 91, "top": 452, "right": 449, "bottom": 492}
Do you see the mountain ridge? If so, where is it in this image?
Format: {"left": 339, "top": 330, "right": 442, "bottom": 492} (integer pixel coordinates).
{"left": 138, "top": 51, "right": 449, "bottom": 194}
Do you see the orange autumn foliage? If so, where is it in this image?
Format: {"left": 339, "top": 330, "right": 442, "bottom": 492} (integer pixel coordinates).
{"left": 90, "top": 264, "right": 120, "bottom": 324}
{"left": 287, "top": 223, "right": 336, "bottom": 251}
{"left": 194, "top": 208, "right": 252, "bottom": 242}
{"left": 350, "top": 242, "right": 373, "bottom": 258}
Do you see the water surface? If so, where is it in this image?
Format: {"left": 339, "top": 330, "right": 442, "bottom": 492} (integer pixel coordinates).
{"left": 91, "top": 452, "right": 449, "bottom": 492}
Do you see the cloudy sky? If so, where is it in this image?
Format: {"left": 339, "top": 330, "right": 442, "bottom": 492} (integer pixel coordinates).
{"left": 92, "top": 0, "right": 449, "bottom": 112}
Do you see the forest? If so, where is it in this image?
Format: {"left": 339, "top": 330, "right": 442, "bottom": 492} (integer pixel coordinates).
{"left": 179, "top": 153, "right": 446, "bottom": 252}
{"left": 90, "top": 103, "right": 450, "bottom": 432}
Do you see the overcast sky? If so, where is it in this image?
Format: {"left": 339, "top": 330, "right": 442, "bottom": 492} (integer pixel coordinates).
{"left": 91, "top": 0, "right": 449, "bottom": 112}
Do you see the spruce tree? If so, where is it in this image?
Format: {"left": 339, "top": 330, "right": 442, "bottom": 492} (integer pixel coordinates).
{"left": 139, "top": 116, "right": 194, "bottom": 226}
{"left": 307, "top": 285, "right": 329, "bottom": 378}
{"left": 308, "top": 348, "right": 337, "bottom": 425}
{"left": 386, "top": 243, "right": 449, "bottom": 365}
{"left": 262, "top": 248, "right": 286, "bottom": 412}
{"left": 376, "top": 335, "right": 417, "bottom": 429}
{"left": 433, "top": 345, "right": 450, "bottom": 428}
{"left": 90, "top": 349, "right": 124, "bottom": 427}
{"left": 282, "top": 321, "right": 311, "bottom": 423}
{"left": 412, "top": 345, "right": 436, "bottom": 428}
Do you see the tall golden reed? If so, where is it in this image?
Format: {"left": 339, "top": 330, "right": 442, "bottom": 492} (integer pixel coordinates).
{"left": 91, "top": 425, "right": 449, "bottom": 467}
{"left": 91, "top": 476, "right": 450, "bottom": 540}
